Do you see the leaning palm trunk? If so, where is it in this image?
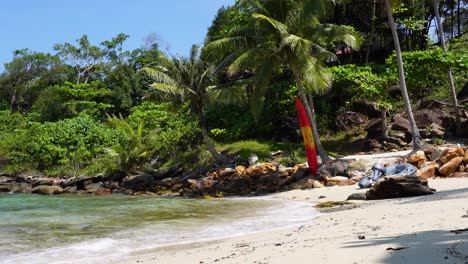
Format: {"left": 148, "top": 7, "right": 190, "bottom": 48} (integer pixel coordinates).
{"left": 292, "top": 68, "right": 332, "bottom": 163}
{"left": 384, "top": 0, "right": 424, "bottom": 150}
{"left": 434, "top": 0, "right": 461, "bottom": 136}
{"left": 197, "top": 110, "right": 226, "bottom": 163}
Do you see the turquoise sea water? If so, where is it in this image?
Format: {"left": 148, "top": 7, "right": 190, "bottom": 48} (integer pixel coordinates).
{"left": 0, "top": 194, "right": 319, "bottom": 264}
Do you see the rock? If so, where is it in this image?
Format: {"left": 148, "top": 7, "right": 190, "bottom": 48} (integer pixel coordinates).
{"left": 423, "top": 145, "right": 441, "bottom": 161}
{"left": 31, "top": 185, "right": 64, "bottom": 195}
{"left": 289, "top": 178, "right": 315, "bottom": 190}
{"left": 362, "top": 139, "right": 382, "bottom": 152}
{"left": 248, "top": 154, "right": 259, "bottom": 165}
{"left": 317, "top": 160, "right": 349, "bottom": 180}
{"left": 417, "top": 164, "right": 438, "bottom": 179}
{"left": 414, "top": 109, "right": 444, "bottom": 128}
{"left": 335, "top": 111, "right": 366, "bottom": 130}
{"left": 121, "top": 173, "right": 156, "bottom": 192}
{"left": 85, "top": 182, "right": 103, "bottom": 191}
{"left": 153, "top": 163, "right": 184, "bottom": 180}
{"left": 439, "top": 157, "right": 464, "bottom": 176}
{"left": 455, "top": 147, "right": 465, "bottom": 157}
{"left": 219, "top": 168, "right": 235, "bottom": 177}
{"left": 451, "top": 172, "right": 468, "bottom": 178}
{"left": 391, "top": 114, "right": 411, "bottom": 133}
{"left": 383, "top": 141, "right": 400, "bottom": 151}
{"left": 0, "top": 175, "right": 15, "bottom": 183}
{"left": 336, "top": 179, "right": 356, "bottom": 186}
{"left": 95, "top": 188, "right": 112, "bottom": 195}
{"left": 313, "top": 181, "right": 324, "bottom": 188}
{"left": 327, "top": 176, "right": 349, "bottom": 183}
{"left": 429, "top": 123, "right": 445, "bottom": 138}
{"left": 347, "top": 193, "right": 367, "bottom": 200}
{"left": 440, "top": 149, "right": 460, "bottom": 164}
{"left": 464, "top": 150, "right": 468, "bottom": 164}
{"left": 352, "top": 101, "right": 381, "bottom": 118}
{"left": 407, "top": 151, "right": 426, "bottom": 163}
{"left": 235, "top": 165, "right": 246, "bottom": 175}
{"left": 366, "top": 176, "right": 435, "bottom": 200}
{"left": 325, "top": 181, "right": 337, "bottom": 187}
{"left": 365, "top": 119, "right": 383, "bottom": 139}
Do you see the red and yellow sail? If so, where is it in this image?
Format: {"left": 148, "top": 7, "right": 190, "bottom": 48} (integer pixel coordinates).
{"left": 295, "top": 97, "right": 318, "bottom": 176}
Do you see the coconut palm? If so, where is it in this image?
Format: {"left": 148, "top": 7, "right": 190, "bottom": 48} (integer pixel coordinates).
{"left": 433, "top": 0, "right": 461, "bottom": 136}
{"left": 204, "top": 0, "right": 360, "bottom": 163}
{"left": 143, "top": 45, "right": 241, "bottom": 163}
{"left": 383, "top": 0, "right": 424, "bottom": 150}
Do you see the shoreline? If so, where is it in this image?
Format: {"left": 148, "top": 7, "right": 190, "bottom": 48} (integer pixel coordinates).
{"left": 116, "top": 178, "right": 468, "bottom": 264}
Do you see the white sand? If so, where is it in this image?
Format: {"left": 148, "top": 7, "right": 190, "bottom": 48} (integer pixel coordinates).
{"left": 115, "top": 177, "right": 468, "bottom": 264}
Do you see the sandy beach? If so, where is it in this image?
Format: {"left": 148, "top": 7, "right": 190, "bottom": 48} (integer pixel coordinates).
{"left": 116, "top": 176, "right": 468, "bottom": 264}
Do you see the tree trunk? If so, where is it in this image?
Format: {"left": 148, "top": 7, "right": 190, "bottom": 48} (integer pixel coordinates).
{"left": 384, "top": 0, "right": 424, "bottom": 150}
{"left": 292, "top": 68, "right": 332, "bottom": 163}
{"left": 365, "top": 0, "right": 377, "bottom": 64}
{"left": 457, "top": 0, "right": 461, "bottom": 37}
{"left": 10, "top": 88, "right": 17, "bottom": 112}
{"left": 380, "top": 107, "right": 388, "bottom": 140}
{"left": 197, "top": 109, "right": 225, "bottom": 163}
{"left": 434, "top": 0, "right": 462, "bottom": 136}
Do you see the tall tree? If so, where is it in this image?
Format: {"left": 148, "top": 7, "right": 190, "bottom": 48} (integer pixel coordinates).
{"left": 434, "top": 0, "right": 462, "bottom": 135}
{"left": 384, "top": 0, "right": 424, "bottom": 150}
{"left": 143, "top": 45, "right": 232, "bottom": 163}
{"left": 204, "top": 0, "right": 359, "bottom": 163}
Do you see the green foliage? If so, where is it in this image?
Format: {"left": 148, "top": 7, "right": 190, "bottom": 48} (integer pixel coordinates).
{"left": 385, "top": 47, "right": 468, "bottom": 99}
{"left": 33, "top": 81, "right": 113, "bottom": 121}
{"left": 0, "top": 113, "right": 120, "bottom": 176}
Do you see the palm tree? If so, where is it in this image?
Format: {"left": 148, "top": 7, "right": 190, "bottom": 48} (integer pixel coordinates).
{"left": 433, "top": 0, "right": 461, "bottom": 136}
{"left": 204, "top": 0, "right": 360, "bottom": 163}
{"left": 383, "top": 0, "right": 424, "bottom": 150}
{"left": 143, "top": 45, "right": 228, "bottom": 163}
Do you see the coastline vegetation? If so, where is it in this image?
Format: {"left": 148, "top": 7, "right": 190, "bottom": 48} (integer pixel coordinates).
{"left": 0, "top": 0, "right": 467, "bottom": 177}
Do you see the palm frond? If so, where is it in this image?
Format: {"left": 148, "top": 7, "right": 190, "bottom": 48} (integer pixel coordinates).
{"left": 305, "top": 24, "right": 361, "bottom": 50}
{"left": 227, "top": 44, "right": 273, "bottom": 76}
{"left": 149, "top": 83, "right": 185, "bottom": 96}
{"left": 311, "top": 43, "right": 338, "bottom": 61}
{"left": 208, "top": 85, "right": 247, "bottom": 106}
{"left": 250, "top": 54, "right": 278, "bottom": 120}
{"left": 203, "top": 36, "right": 251, "bottom": 61}
{"left": 301, "top": 58, "right": 332, "bottom": 95}
{"left": 141, "top": 67, "right": 178, "bottom": 87}
{"left": 280, "top": 34, "right": 312, "bottom": 57}
{"left": 252, "top": 13, "right": 289, "bottom": 37}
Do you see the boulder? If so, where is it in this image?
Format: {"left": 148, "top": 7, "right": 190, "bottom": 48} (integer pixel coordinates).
{"left": 439, "top": 157, "right": 464, "bottom": 176}
{"left": 391, "top": 114, "right": 411, "bottom": 133}
{"left": 121, "top": 173, "right": 156, "bottom": 192}
{"left": 336, "top": 179, "right": 356, "bottom": 186}
{"left": 327, "top": 176, "right": 349, "bottom": 183}
{"left": 31, "top": 185, "right": 64, "bottom": 195}
{"left": 451, "top": 172, "right": 468, "bottom": 178}
{"left": 335, "top": 111, "right": 366, "bottom": 130}
{"left": 365, "top": 119, "right": 383, "bottom": 139}
{"left": 352, "top": 101, "right": 381, "bottom": 118}
{"left": 316, "top": 160, "right": 349, "bottom": 180}
{"left": 95, "top": 188, "right": 113, "bottom": 196}
{"left": 440, "top": 149, "right": 460, "bottom": 164}
{"left": 0, "top": 175, "right": 15, "bottom": 183}
{"left": 413, "top": 109, "right": 444, "bottom": 128}
{"left": 464, "top": 150, "right": 468, "bottom": 164}
{"left": 289, "top": 178, "right": 315, "bottom": 190}
{"left": 362, "top": 139, "right": 382, "bottom": 152}
{"left": 407, "top": 151, "right": 426, "bottom": 163}
{"left": 313, "top": 181, "right": 325, "bottom": 188}
{"left": 416, "top": 164, "right": 438, "bottom": 179}
{"left": 366, "top": 176, "right": 435, "bottom": 200}
{"left": 429, "top": 123, "right": 445, "bottom": 138}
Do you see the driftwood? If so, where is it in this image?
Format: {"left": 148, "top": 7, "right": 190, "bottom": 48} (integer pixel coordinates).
{"left": 366, "top": 175, "right": 435, "bottom": 200}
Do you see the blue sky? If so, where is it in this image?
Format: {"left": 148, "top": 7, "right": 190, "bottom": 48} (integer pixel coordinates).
{"left": 0, "top": 0, "right": 235, "bottom": 70}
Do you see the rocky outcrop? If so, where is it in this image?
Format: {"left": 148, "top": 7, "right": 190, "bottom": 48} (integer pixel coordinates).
{"left": 335, "top": 111, "right": 366, "bottom": 131}
{"left": 407, "top": 146, "right": 468, "bottom": 178}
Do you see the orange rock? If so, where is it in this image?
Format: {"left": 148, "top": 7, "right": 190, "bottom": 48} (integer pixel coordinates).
{"left": 417, "top": 165, "right": 437, "bottom": 179}
{"left": 235, "top": 165, "right": 246, "bottom": 175}
{"left": 417, "top": 159, "right": 426, "bottom": 169}
{"left": 407, "top": 151, "right": 426, "bottom": 163}
{"left": 455, "top": 147, "right": 465, "bottom": 157}
{"left": 95, "top": 188, "right": 112, "bottom": 195}
{"left": 439, "top": 157, "right": 464, "bottom": 176}
{"left": 464, "top": 150, "right": 468, "bottom": 164}
{"left": 451, "top": 172, "right": 468, "bottom": 178}
{"left": 245, "top": 166, "right": 256, "bottom": 175}
{"left": 439, "top": 149, "right": 459, "bottom": 164}
{"left": 337, "top": 179, "right": 356, "bottom": 186}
